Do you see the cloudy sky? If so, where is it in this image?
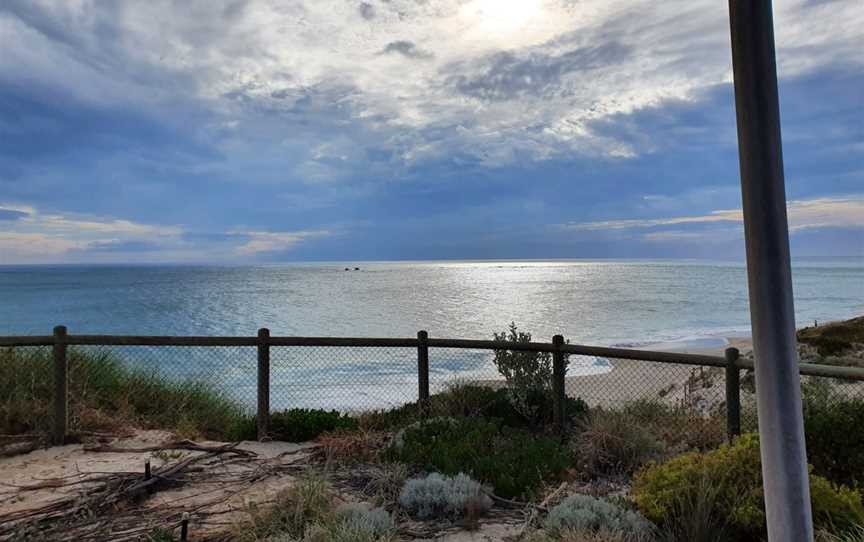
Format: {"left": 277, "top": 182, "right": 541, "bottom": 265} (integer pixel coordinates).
{"left": 0, "top": 0, "right": 861, "bottom": 264}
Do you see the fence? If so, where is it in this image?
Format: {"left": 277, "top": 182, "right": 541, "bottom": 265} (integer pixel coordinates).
{"left": 2, "top": 325, "right": 863, "bottom": 445}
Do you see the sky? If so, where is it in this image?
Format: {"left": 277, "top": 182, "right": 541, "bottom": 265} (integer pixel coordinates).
{"left": 0, "top": 0, "right": 861, "bottom": 264}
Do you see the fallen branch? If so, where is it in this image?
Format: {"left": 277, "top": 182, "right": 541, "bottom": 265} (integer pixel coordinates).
{"left": 83, "top": 439, "right": 256, "bottom": 457}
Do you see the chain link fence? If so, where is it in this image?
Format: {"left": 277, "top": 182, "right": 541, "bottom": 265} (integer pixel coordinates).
{"left": 2, "top": 334, "right": 863, "bottom": 448}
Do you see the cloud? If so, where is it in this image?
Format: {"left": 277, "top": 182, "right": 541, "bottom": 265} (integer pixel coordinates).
{"left": 233, "top": 230, "right": 332, "bottom": 255}
{"left": 0, "top": 206, "right": 31, "bottom": 221}
{"left": 448, "top": 43, "right": 631, "bottom": 101}
{"left": 3, "top": 0, "right": 859, "bottom": 168}
{"left": 380, "top": 40, "right": 434, "bottom": 60}
{"left": 563, "top": 196, "right": 864, "bottom": 236}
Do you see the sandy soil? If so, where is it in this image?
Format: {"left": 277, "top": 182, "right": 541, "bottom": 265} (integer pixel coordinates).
{"left": 0, "top": 430, "right": 316, "bottom": 540}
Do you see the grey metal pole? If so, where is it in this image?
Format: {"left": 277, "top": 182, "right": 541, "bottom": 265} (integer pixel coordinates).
{"left": 727, "top": 1, "right": 813, "bottom": 540}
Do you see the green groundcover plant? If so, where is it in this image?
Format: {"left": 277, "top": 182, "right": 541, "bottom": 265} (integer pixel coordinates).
{"left": 387, "top": 417, "right": 570, "bottom": 499}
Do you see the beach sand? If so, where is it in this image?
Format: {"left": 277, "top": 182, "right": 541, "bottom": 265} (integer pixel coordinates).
{"left": 559, "top": 335, "right": 753, "bottom": 410}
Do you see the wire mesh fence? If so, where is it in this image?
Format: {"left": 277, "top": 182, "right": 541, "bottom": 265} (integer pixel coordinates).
{"left": 1, "top": 333, "right": 863, "bottom": 447}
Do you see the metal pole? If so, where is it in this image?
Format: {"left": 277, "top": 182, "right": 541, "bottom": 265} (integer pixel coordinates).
{"left": 727, "top": 1, "right": 812, "bottom": 540}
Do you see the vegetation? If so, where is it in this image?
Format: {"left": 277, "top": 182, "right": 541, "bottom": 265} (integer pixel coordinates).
{"left": 233, "top": 408, "right": 357, "bottom": 442}
{"left": 399, "top": 472, "right": 492, "bottom": 520}
{"left": 361, "top": 381, "right": 587, "bottom": 431}
{"left": 543, "top": 495, "right": 653, "bottom": 539}
{"left": 633, "top": 434, "right": 864, "bottom": 539}
{"left": 619, "top": 399, "right": 727, "bottom": 451}
{"left": 798, "top": 316, "right": 864, "bottom": 357}
{"left": 493, "top": 322, "right": 567, "bottom": 424}
{"left": 571, "top": 409, "right": 667, "bottom": 477}
{"left": 802, "top": 379, "right": 864, "bottom": 488}
{"left": 7, "top": 321, "right": 864, "bottom": 541}
{"left": 238, "top": 479, "right": 395, "bottom": 542}
{"left": 387, "top": 417, "right": 570, "bottom": 498}
{"left": 817, "top": 525, "right": 864, "bottom": 542}
{"left": 237, "top": 476, "right": 332, "bottom": 541}
{"left": 0, "top": 347, "right": 244, "bottom": 439}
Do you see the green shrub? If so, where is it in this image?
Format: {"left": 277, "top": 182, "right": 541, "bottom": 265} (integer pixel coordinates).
{"left": 399, "top": 472, "right": 492, "bottom": 519}
{"left": 359, "top": 383, "right": 588, "bottom": 432}
{"left": 633, "top": 434, "right": 864, "bottom": 539}
{"left": 492, "top": 323, "right": 567, "bottom": 424}
{"left": 802, "top": 380, "right": 864, "bottom": 487}
{"left": 235, "top": 408, "right": 358, "bottom": 442}
{"left": 387, "top": 417, "right": 570, "bottom": 499}
{"left": 543, "top": 494, "right": 653, "bottom": 539}
{"left": 572, "top": 409, "right": 666, "bottom": 476}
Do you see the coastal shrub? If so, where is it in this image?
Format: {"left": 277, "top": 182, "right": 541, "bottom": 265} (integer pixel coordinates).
{"left": 543, "top": 495, "right": 653, "bottom": 539}
{"left": 364, "top": 463, "right": 409, "bottom": 506}
{"left": 802, "top": 379, "right": 864, "bottom": 487}
{"left": 817, "top": 525, "right": 864, "bottom": 542}
{"left": 633, "top": 433, "right": 864, "bottom": 539}
{"left": 619, "top": 399, "right": 726, "bottom": 451}
{"left": 399, "top": 472, "right": 492, "bottom": 520}
{"left": 0, "top": 347, "right": 244, "bottom": 439}
{"left": 493, "top": 323, "right": 567, "bottom": 424}
{"left": 316, "top": 428, "right": 389, "bottom": 464}
{"left": 328, "top": 503, "right": 395, "bottom": 541}
{"left": 357, "top": 381, "right": 588, "bottom": 432}
{"left": 235, "top": 408, "right": 358, "bottom": 442}
{"left": 238, "top": 476, "right": 332, "bottom": 541}
{"left": 572, "top": 409, "right": 666, "bottom": 477}
{"left": 653, "top": 474, "right": 731, "bottom": 542}
{"left": 357, "top": 384, "right": 501, "bottom": 430}
{"left": 388, "top": 417, "right": 570, "bottom": 498}
{"left": 262, "top": 503, "right": 395, "bottom": 542}
{"left": 526, "top": 530, "right": 653, "bottom": 542}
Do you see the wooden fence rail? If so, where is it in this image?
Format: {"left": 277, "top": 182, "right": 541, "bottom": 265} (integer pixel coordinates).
{"left": 2, "top": 326, "right": 862, "bottom": 444}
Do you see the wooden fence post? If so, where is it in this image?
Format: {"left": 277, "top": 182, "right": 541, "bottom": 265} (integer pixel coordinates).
{"left": 257, "top": 328, "right": 270, "bottom": 441}
{"left": 52, "top": 325, "right": 68, "bottom": 445}
{"left": 552, "top": 334, "right": 566, "bottom": 435}
{"left": 417, "top": 330, "right": 430, "bottom": 417}
{"left": 725, "top": 347, "right": 741, "bottom": 440}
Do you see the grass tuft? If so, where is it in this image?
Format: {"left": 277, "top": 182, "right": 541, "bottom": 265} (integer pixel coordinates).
{"left": 0, "top": 347, "right": 245, "bottom": 439}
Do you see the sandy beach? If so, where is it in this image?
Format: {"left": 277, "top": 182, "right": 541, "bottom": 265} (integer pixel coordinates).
{"left": 554, "top": 334, "right": 752, "bottom": 409}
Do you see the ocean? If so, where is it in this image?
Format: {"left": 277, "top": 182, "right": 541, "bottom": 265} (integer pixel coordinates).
{"left": 2, "top": 259, "right": 861, "bottom": 409}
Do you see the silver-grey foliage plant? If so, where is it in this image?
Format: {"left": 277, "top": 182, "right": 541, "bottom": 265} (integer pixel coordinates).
{"left": 399, "top": 472, "right": 492, "bottom": 519}
{"left": 333, "top": 503, "right": 395, "bottom": 537}
{"left": 543, "top": 494, "right": 653, "bottom": 538}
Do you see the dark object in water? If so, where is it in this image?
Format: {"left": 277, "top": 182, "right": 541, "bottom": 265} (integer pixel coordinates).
{"left": 354, "top": 267, "right": 360, "bottom": 271}
{"left": 344, "top": 268, "right": 350, "bottom": 271}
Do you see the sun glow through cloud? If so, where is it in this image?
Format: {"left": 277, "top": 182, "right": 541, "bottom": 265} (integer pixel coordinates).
{"left": 458, "top": 0, "right": 552, "bottom": 44}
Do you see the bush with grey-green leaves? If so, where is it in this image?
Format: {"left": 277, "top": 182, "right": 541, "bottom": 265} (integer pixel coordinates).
{"left": 398, "top": 472, "right": 492, "bottom": 520}
{"left": 543, "top": 495, "right": 653, "bottom": 538}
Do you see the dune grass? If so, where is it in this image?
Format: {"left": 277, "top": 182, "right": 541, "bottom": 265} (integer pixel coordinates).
{"left": 0, "top": 347, "right": 245, "bottom": 439}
